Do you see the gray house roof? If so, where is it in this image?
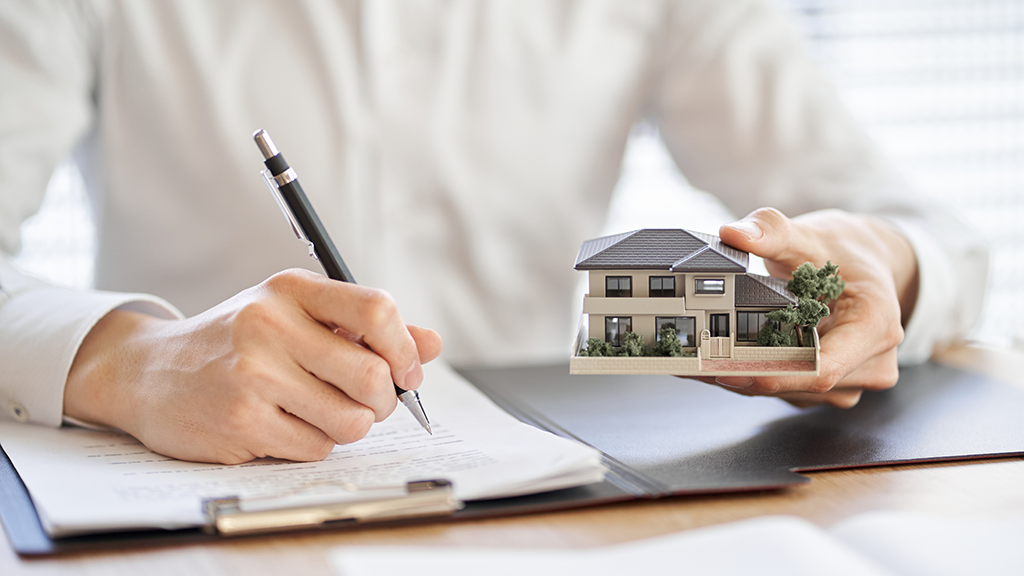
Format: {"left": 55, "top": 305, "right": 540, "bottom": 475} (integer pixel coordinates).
{"left": 574, "top": 229, "right": 748, "bottom": 272}
{"left": 574, "top": 229, "right": 796, "bottom": 306}
{"left": 735, "top": 274, "right": 798, "bottom": 307}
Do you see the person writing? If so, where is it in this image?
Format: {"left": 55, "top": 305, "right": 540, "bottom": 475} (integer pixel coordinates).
{"left": 0, "top": 0, "right": 987, "bottom": 464}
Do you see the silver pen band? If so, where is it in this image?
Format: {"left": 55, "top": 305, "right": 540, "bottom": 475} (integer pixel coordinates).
{"left": 273, "top": 168, "right": 297, "bottom": 187}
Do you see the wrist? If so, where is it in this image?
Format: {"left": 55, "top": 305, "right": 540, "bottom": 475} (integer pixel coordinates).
{"left": 864, "top": 215, "right": 920, "bottom": 327}
{"left": 64, "top": 309, "right": 166, "bottom": 432}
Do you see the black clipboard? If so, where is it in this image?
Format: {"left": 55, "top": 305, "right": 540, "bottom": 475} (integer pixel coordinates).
{"left": 4, "top": 361, "right": 1024, "bottom": 556}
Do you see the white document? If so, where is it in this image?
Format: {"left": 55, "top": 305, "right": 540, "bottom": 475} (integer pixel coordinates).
{"left": 330, "top": 516, "right": 890, "bottom": 576}
{"left": 830, "top": 511, "right": 1024, "bottom": 576}
{"left": 0, "top": 362, "right": 605, "bottom": 537}
{"left": 330, "top": 512, "right": 1024, "bottom": 576}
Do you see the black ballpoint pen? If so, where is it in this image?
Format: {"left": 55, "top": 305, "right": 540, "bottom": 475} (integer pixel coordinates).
{"left": 253, "top": 129, "right": 432, "bottom": 435}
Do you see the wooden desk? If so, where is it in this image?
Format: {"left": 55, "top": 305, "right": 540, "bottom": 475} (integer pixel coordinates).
{"left": 4, "top": 346, "right": 1023, "bottom": 575}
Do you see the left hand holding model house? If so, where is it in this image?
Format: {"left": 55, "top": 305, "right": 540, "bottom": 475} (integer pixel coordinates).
{"left": 717, "top": 208, "right": 916, "bottom": 408}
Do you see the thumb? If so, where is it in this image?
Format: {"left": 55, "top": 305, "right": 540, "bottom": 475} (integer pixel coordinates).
{"left": 719, "top": 207, "right": 813, "bottom": 268}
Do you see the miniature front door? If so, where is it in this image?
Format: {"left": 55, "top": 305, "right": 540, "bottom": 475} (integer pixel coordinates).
{"left": 707, "top": 314, "right": 731, "bottom": 358}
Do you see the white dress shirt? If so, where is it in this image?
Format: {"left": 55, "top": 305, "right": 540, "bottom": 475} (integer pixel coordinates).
{"left": 0, "top": 0, "right": 988, "bottom": 427}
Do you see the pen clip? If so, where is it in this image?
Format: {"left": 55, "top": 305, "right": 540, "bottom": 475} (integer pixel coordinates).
{"left": 261, "top": 169, "right": 318, "bottom": 260}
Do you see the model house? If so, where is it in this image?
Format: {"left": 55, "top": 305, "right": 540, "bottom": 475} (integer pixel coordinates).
{"left": 572, "top": 228, "right": 819, "bottom": 376}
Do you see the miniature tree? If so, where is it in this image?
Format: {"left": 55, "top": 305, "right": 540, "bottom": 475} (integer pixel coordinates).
{"left": 618, "top": 331, "right": 646, "bottom": 357}
{"left": 760, "top": 261, "right": 845, "bottom": 347}
{"left": 788, "top": 261, "right": 845, "bottom": 306}
{"left": 653, "top": 327, "right": 684, "bottom": 357}
{"left": 766, "top": 299, "right": 828, "bottom": 347}
{"left": 581, "top": 337, "right": 613, "bottom": 357}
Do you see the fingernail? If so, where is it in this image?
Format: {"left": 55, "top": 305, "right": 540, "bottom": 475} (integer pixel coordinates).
{"left": 726, "top": 220, "right": 763, "bottom": 241}
{"left": 716, "top": 376, "right": 754, "bottom": 389}
{"left": 404, "top": 360, "right": 424, "bottom": 390}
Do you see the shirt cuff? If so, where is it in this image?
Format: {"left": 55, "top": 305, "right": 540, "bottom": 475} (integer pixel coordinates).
{"left": 0, "top": 280, "right": 182, "bottom": 427}
{"left": 880, "top": 216, "right": 957, "bottom": 366}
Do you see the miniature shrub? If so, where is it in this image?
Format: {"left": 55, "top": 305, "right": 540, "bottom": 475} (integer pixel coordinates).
{"left": 653, "top": 327, "right": 684, "bottom": 357}
{"left": 757, "top": 322, "right": 791, "bottom": 347}
{"left": 618, "top": 331, "right": 646, "bottom": 357}
{"left": 581, "top": 337, "right": 613, "bottom": 357}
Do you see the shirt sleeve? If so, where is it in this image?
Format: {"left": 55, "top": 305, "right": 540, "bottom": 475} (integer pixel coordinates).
{"left": 0, "top": 1, "right": 185, "bottom": 427}
{"left": 650, "top": 0, "right": 989, "bottom": 363}
{"left": 0, "top": 260, "right": 184, "bottom": 427}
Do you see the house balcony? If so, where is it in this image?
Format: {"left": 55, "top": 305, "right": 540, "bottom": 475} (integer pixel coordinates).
{"left": 583, "top": 296, "right": 688, "bottom": 316}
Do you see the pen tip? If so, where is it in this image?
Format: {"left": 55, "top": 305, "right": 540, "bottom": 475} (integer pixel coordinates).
{"left": 426, "top": 424, "right": 433, "bottom": 435}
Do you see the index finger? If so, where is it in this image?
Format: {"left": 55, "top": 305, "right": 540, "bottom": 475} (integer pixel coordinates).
{"left": 266, "top": 270, "right": 425, "bottom": 392}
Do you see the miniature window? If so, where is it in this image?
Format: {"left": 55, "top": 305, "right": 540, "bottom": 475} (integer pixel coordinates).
{"left": 649, "top": 276, "right": 676, "bottom": 297}
{"left": 605, "top": 276, "right": 632, "bottom": 298}
{"left": 656, "top": 316, "right": 696, "bottom": 346}
{"left": 709, "top": 313, "right": 730, "bottom": 338}
{"left": 737, "top": 312, "right": 776, "bottom": 342}
{"left": 695, "top": 278, "right": 725, "bottom": 295}
{"left": 605, "top": 317, "right": 632, "bottom": 347}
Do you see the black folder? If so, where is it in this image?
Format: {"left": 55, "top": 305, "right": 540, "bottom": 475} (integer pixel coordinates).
{"left": 4, "top": 361, "right": 1024, "bottom": 556}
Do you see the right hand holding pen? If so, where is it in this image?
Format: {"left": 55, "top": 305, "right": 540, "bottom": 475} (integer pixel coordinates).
{"left": 63, "top": 269, "right": 443, "bottom": 464}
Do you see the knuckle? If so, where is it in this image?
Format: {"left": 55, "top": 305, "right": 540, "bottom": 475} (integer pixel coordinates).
{"left": 374, "top": 395, "right": 399, "bottom": 423}
{"left": 357, "top": 355, "right": 392, "bottom": 390}
{"left": 868, "top": 366, "right": 900, "bottom": 391}
{"left": 751, "top": 206, "right": 787, "bottom": 225}
{"left": 304, "top": 436, "right": 336, "bottom": 461}
{"left": 830, "top": 391, "right": 863, "bottom": 409}
{"left": 882, "top": 323, "right": 905, "bottom": 351}
{"left": 230, "top": 300, "right": 280, "bottom": 337}
{"left": 228, "top": 354, "right": 267, "bottom": 383}
{"left": 359, "top": 289, "right": 399, "bottom": 328}
{"left": 335, "top": 408, "right": 375, "bottom": 445}
{"left": 263, "top": 268, "right": 310, "bottom": 294}
{"left": 343, "top": 354, "right": 395, "bottom": 412}
{"left": 751, "top": 207, "right": 793, "bottom": 237}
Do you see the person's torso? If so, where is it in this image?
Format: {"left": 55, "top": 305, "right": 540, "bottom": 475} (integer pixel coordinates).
{"left": 86, "top": 0, "right": 669, "bottom": 363}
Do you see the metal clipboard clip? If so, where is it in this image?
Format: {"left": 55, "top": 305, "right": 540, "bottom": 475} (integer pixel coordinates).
{"left": 202, "top": 478, "right": 462, "bottom": 536}
{"left": 261, "top": 168, "right": 318, "bottom": 260}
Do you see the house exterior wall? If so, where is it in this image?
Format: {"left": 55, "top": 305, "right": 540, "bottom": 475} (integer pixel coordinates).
{"left": 587, "top": 270, "right": 684, "bottom": 298}
{"left": 586, "top": 270, "right": 737, "bottom": 349}
{"left": 683, "top": 273, "right": 735, "bottom": 310}
{"left": 583, "top": 298, "right": 688, "bottom": 316}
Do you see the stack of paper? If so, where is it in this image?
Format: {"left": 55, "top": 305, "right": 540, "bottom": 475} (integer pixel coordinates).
{"left": 0, "top": 362, "right": 605, "bottom": 537}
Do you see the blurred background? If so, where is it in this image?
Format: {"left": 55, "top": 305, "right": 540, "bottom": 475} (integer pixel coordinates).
{"left": 13, "top": 0, "right": 1024, "bottom": 348}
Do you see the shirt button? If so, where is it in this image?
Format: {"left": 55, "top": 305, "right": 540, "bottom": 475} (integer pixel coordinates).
{"left": 8, "top": 401, "right": 29, "bottom": 422}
